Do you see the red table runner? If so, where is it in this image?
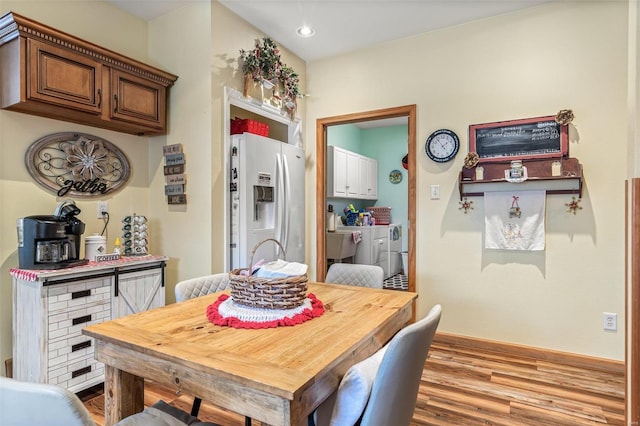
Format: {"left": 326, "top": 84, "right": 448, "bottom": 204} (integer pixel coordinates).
{"left": 206, "top": 293, "right": 324, "bottom": 329}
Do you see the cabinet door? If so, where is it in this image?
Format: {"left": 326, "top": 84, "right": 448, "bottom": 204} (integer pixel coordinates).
{"left": 27, "top": 39, "right": 102, "bottom": 113}
{"left": 113, "top": 263, "right": 165, "bottom": 319}
{"left": 358, "top": 155, "right": 369, "bottom": 198}
{"left": 110, "top": 69, "right": 165, "bottom": 131}
{"left": 328, "top": 146, "right": 348, "bottom": 197}
{"left": 367, "top": 157, "right": 378, "bottom": 199}
{"left": 346, "top": 150, "right": 359, "bottom": 198}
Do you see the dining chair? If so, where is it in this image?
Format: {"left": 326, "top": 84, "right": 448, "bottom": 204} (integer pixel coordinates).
{"left": 312, "top": 304, "right": 442, "bottom": 426}
{"left": 324, "top": 263, "right": 384, "bottom": 288}
{"left": 0, "top": 376, "right": 220, "bottom": 426}
{"left": 174, "top": 272, "right": 230, "bottom": 302}
{"left": 174, "top": 273, "right": 251, "bottom": 425}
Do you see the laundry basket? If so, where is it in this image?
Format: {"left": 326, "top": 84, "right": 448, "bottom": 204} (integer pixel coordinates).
{"left": 229, "top": 239, "right": 308, "bottom": 309}
{"left": 367, "top": 206, "right": 391, "bottom": 225}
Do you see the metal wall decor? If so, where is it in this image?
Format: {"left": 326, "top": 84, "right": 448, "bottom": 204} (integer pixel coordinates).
{"left": 25, "top": 132, "right": 130, "bottom": 197}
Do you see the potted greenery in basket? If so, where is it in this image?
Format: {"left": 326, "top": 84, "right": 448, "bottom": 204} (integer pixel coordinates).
{"left": 239, "top": 37, "right": 301, "bottom": 118}
{"left": 239, "top": 37, "right": 282, "bottom": 96}
{"left": 279, "top": 64, "right": 300, "bottom": 117}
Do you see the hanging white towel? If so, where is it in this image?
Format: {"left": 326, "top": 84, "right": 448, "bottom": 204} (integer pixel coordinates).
{"left": 484, "top": 190, "right": 546, "bottom": 251}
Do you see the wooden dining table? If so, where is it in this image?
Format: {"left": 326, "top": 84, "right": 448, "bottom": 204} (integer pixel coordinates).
{"left": 83, "top": 282, "right": 417, "bottom": 426}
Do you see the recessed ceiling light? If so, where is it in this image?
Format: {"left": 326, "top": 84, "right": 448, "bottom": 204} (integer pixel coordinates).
{"left": 296, "top": 25, "right": 316, "bottom": 38}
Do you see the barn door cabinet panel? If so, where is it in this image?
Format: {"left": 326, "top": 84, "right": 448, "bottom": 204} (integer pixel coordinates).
{"left": 0, "top": 11, "right": 177, "bottom": 136}
{"left": 11, "top": 257, "right": 167, "bottom": 392}
{"left": 112, "top": 262, "right": 165, "bottom": 319}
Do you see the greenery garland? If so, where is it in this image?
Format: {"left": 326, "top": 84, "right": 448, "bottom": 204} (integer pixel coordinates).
{"left": 239, "top": 37, "right": 301, "bottom": 116}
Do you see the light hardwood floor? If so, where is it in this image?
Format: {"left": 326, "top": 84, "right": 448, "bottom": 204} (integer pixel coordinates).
{"left": 82, "top": 339, "right": 625, "bottom": 426}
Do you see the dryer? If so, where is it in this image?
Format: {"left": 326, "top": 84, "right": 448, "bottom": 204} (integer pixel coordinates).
{"left": 388, "top": 224, "right": 403, "bottom": 276}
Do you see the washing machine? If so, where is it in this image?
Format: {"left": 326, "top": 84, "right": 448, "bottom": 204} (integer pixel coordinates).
{"left": 338, "top": 225, "right": 389, "bottom": 277}
{"left": 388, "top": 224, "right": 403, "bottom": 276}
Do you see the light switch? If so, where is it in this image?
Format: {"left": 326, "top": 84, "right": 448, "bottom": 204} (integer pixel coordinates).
{"left": 430, "top": 185, "right": 440, "bottom": 200}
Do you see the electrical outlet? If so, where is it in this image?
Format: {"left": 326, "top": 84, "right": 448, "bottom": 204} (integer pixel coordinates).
{"left": 97, "top": 201, "right": 108, "bottom": 218}
{"left": 430, "top": 184, "right": 440, "bottom": 200}
{"left": 603, "top": 312, "right": 617, "bottom": 331}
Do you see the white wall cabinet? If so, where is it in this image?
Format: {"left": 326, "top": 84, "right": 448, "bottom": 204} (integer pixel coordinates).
{"left": 328, "top": 145, "right": 378, "bottom": 200}
{"left": 328, "top": 145, "right": 348, "bottom": 197}
{"left": 11, "top": 257, "right": 166, "bottom": 392}
{"left": 346, "top": 150, "right": 360, "bottom": 198}
{"left": 359, "top": 156, "right": 378, "bottom": 199}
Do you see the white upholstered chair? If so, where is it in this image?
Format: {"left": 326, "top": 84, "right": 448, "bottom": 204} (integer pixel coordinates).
{"left": 0, "top": 376, "right": 220, "bottom": 426}
{"left": 324, "top": 263, "right": 384, "bottom": 288}
{"left": 174, "top": 273, "right": 230, "bottom": 302}
{"left": 313, "top": 304, "right": 442, "bottom": 426}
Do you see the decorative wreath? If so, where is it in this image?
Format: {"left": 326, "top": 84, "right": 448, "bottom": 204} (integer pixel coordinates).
{"left": 555, "top": 109, "right": 574, "bottom": 125}
{"left": 463, "top": 152, "right": 480, "bottom": 169}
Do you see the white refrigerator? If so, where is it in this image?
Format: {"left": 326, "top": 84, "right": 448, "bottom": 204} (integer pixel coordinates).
{"left": 230, "top": 133, "right": 305, "bottom": 270}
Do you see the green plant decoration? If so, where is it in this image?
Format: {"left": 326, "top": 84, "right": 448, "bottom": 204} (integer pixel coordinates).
{"left": 239, "top": 37, "right": 281, "bottom": 92}
{"left": 279, "top": 64, "right": 300, "bottom": 116}
{"left": 239, "top": 37, "right": 301, "bottom": 118}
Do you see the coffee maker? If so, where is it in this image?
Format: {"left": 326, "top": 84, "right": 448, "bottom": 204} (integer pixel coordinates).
{"left": 17, "top": 200, "right": 89, "bottom": 270}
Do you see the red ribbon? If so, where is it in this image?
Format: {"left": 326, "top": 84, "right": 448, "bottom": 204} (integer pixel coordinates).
{"left": 511, "top": 196, "right": 520, "bottom": 209}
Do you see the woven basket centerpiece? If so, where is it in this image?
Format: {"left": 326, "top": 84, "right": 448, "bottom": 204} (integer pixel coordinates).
{"left": 229, "top": 239, "right": 308, "bottom": 310}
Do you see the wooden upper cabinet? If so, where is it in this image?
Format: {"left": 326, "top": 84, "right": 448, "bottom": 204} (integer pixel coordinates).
{"left": 0, "top": 12, "right": 177, "bottom": 136}
{"left": 28, "top": 39, "right": 103, "bottom": 114}
{"left": 109, "top": 69, "right": 164, "bottom": 130}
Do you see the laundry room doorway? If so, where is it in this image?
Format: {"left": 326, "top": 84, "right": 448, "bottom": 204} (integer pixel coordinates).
{"left": 316, "top": 105, "right": 416, "bottom": 294}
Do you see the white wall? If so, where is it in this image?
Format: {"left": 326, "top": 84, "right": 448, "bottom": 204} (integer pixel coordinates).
{"left": 0, "top": 1, "right": 153, "bottom": 371}
{"left": 306, "top": 1, "right": 628, "bottom": 359}
{"left": 146, "top": 2, "right": 213, "bottom": 296}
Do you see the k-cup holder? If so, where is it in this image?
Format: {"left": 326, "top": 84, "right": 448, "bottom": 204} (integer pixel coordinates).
{"left": 121, "top": 214, "right": 149, "bottom": 256}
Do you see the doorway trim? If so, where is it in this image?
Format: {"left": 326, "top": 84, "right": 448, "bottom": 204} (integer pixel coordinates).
{"left": 315, "top": 104, "right": 416, "bottom": 293}
{"left": 628, "top": 178, "right": 640, "bottom": 424}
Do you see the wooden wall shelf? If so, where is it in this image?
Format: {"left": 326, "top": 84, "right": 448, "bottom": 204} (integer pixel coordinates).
{"left": 458, "top": 157, "right": 583, "bottom": 199}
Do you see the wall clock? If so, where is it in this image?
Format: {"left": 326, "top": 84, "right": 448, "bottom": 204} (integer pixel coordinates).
{"left": 425, "top": 129, "right": 460, "bottom": 163}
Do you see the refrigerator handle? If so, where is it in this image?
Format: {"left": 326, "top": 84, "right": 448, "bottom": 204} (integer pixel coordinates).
{"left": 275, "top": 153, "right": 283, "bottom": 255}
{"left": 282, "top": 154, "right": 291, "bottom": 253}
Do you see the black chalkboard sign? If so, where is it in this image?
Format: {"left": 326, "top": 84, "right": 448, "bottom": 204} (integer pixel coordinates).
{"left": 469, "top": 115, "right": 568, "bottom": 163}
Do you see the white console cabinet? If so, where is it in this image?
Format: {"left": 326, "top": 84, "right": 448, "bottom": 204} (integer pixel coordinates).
{"left": 11, "top": 256, "right": 166, "bottom": 392}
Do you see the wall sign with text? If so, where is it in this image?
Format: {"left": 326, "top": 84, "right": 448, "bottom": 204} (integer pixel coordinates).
{"left": 469, "top": 115, "right": 568, "bottom": 163}
{"left": 26, "top": 132, "right": 131, "bottom": 197}
{"left": 164, "top": 143, "right": 186, "bottom": 205}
